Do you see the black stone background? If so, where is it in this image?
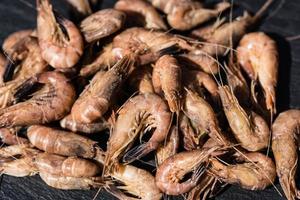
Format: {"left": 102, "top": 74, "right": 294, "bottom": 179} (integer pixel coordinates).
{"left": 0, "top": 0, "right": 299, "bottom": 199}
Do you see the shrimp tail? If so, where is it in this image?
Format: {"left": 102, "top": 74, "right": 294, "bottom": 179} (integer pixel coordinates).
{"left": 158, "top": 44, "right": 184, "bottom": 56}
{"left": 122, "top": 143, "right": 152, "bottom": 163}
{"left": 13, "top": 77, "right": 40, "bottom": 102}
{"left": 3, "top": 59, "right": 17, "bottom": 82}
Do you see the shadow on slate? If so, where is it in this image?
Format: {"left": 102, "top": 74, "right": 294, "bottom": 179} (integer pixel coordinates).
{"left": 0, "top": 0, "right": 299, "bottom": 200}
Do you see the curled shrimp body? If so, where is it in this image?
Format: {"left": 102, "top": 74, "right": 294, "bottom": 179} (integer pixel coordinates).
{"left": 272, "top": 109, "right": 300, "bottom": 200}
{"left": 35, "top": 153, "right": 100, "bottom": 177}
{"left": 61, "top": 56, "right": 131, "bottom": 130}
{"left": 80, "top": 9, "right": 126, "bottom": 43}
{"left": 2, "top": 29, "right": 33, "bottom": 55}
{"left": 150, "top": 0, "right": 230, "bottom": 31}
{"left": 115, "top": 0, "right": 167, "bottom": 30}
{"left": 105, "top": 93, "right": 172, "bottom": 171}
{"left": 209, "top": 152, "right": 276, "bottom": 190}
{"left": 80, "top": 27, "right": 195, "bottom": 77}
{"left": 155, "top": 147, "right": 219, "bottom": 195}
{"left": 237, "top": 32, "right": 278, "bottom": 114}
{"left": 184, "top": 90, "right": 228, "bottom": 146}
{"left": 0, "top": 72, "right": 76, "bottom": 127}
{"left": 37, "top": 0, "right": 84, "bottom": 69}
{"left": 0, "top": 127, "right": 29, "bottom": 145}
{"left": 219, "top": 86, "right": 269, "bottom": 151}
{"left": 156, "top": 126, "right": 179, "bottom": 165}
{"left": 108, "top": 164, "right": 162, "bottom": 200}
{"left": 153, "top": 55, "right": 182, "bottom": 113}
{"left": 39, "top": 172, "right": 104, "bottom": 190}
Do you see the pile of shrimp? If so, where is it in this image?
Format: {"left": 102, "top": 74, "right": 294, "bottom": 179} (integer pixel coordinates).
{"left": 0, "top": 0, "right": 299, "bottom": 200}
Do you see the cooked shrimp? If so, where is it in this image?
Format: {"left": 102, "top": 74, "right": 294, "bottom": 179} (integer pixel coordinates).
{"left": 237, "top": 32, "right": 278, "bottom": 115}
{"left": 155, "top": 146, "right": 220, "bottom": 195}
{"left": 35, "top": 153, "right": 100, "bottom": 177}
{"left": 128, "top": 66, "right": 155, "bottom": 94}
{"left": 27, "top": 125, "right": 105, "bottom": 164}
{"left": 272, "top": 109, "right": 300, "bottom": 200}
{"left": 150, "top": 0, "right": 230, "bottom": 31}
{"left": 37, "top": 0, "right": 84, "bottom": 69}
{"left": 115, "top": 0, "right": 167, "bottom": 30}
{"left": 61, "top": 56, "right": 132, "bottom": 128}
{"left": 156, "top": 126, "right": 179, "bottom": 165}
{"left": 108, "top": 164, "right": 162, "bottom": 200}
{"left": 105, "top": 93, "right": 172, "bottom": 172}
{"left": 39, "top": 172, "right": 104, "bottom": 190}
{"left": 0, "top": 72, "right": 76, "bottom": 127}
{"left": 80, "top": 9, "right": 126, "bottom": 43}
{"left": 153, "top": 55, "right": 182, "bottom": 113}
{"left": 219, "top": 86, "right": 269, "bottom": 151}
{"left": 0, "top": 127, "right": 29, "bottom": 145}
{"left": 183, "top": 89, "right": 228, "bottom": 146}
{"left": 209, "top": 152, "right": 276, "bottom": 190}
{"left": 2, "top": 29, "right": 33, "bottom": 55}
{"left": 80, "top": 27, "right": 195, "bottom": 77}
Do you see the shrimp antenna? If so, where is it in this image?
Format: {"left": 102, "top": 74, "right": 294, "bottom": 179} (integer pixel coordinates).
{"left": 17, "top": 0, "right": 36, "bottom": 10}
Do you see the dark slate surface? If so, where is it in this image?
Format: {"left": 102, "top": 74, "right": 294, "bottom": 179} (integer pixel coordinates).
{"left": 0, "top": 0, "right": 299, "bottom": 200}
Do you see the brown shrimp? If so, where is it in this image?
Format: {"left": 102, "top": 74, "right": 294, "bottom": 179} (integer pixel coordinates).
{"left": 35, "top": 153, "right": 100, "bottom": 178}
{"left": 156, "top": 126, "right": 179, "bottom": 165}
{"left": 183, "top": 89, "right": 228, "bottom": 146}
{"left": 39, "top": 172, "right": 104, "bottom": 190}
{"left": 209, "top": 152, "right": 276, "bottom": 190}
{"left": 115, "top": 0, "right": 167, "bottom": 30}
{"left": 0, "top": 127, "right": 29, "bottom": 145}
{"left": 195, "top": 0, "right": 273, "bottom": 56}
{"left": 218, "top": 86, "right": 269, "bottom": 151}
{"left": 150, "top": 0, "right": 230, "bottom": 31}
{"left": 80, "top": 9, "right": 126, "bottom": 43}
{"left": 105, "top": 93, "right": 172, "bottom": 173}
{"left": 2, "top": 29, "right": 33, "bottom": 55}
{"left": 179, "top": 114, "right": 199, "bottom": 151}
{"left": 153, "top": 55, "right": 182, "bottom": 113}
{"left": 108, "top": 164, "right": 162, "bottom": 200}
{"left": 80, "top": 27, "right": 195, "bottom": 77}
{"left": 237, "top": 32, "right": 278, "bottom": 115}
{"left": 27, "top": 125, "right": 105, "bottom": 164}
{"left": 0, "top": 72, "right": 76, "bottom": 127}
{"left": 272, "top": 109, "right": 300, "bottom": 200}
{"left": 128, "top": 66, "right": 155, "bottom": 94}
{"left": 61, "top": 56, "right": 132, "bottom": 131}
{"left": 37, "top": 0, "right": 84, "bottom": 69}
{"left": 155, "top": 147, "right": 220, "bottom": 195}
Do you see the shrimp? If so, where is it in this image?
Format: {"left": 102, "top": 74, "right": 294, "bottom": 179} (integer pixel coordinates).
{"left": 2, "top": 29, "right": 33, "bottom": 55}
{"left": 179, "top": 52, "right": 220, "bottom": 74}
{"left": 37, "top": 0, "right": 84, "bottom": 69}
{"left": 153, "top": 55, "right": 182, "bottom": 113}
{"left": 80, "top": 27, "right": 195, "bottom": 77}
{"left": 218, "top": 86, "right": 269, "bottom": 151}
{"left": 35, "top": 153, "right": 100, "bottom": 178}
{"left": 39, "top": 172, "right": 104, "bottom": 190}
{"left": 115, "top": 0, "right": 167, "bottom": 30}
{"left": 105, "top": 93, "right": 172, "bottom": 173}
{"left": 209, "top": 152, "right": 276, "bottom": 190}
{"left": 183, "top": 89, "right": 228, "bottom": 146}
{"left": 149, "top": 0, "right": 230, "bottom": 31}
{"left": 0, "top": 127, "right": 29, "bottom": 145}
{"left": 0, "top": 72, "right": 76, "bottom": 127}
{"left": 0, "top": 54, "right": 6, "bottom": 84}
{"left": 237, "top": 32, "right": 278, "bottom": 115}
{"left": 27, "top": 125, "right": 105, "bottom": 164}
{"left": 128, "top": 66, "right": 155, "bottom": 94}
{"left": 272, "top": 109, "right": 300, "bottom": 200}
{"left": 196, "top": 0, "right": 273, "bottom": 56}
{"left": 155, "top": 146, "right": 220, "bottom": 195}
{"left": 80, "top": 9, "right": 126, "bottom": 43}
{"left": 108, "top": 164, "right": 162, "bottom": 200}
{"left": 156, "top": 126, "right": 179, "bottom": 165}
{"left": 61, "top": 56, "right": 132, "bottom": 128}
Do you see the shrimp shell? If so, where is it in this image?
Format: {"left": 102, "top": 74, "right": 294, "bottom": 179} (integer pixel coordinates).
{"left": 0, "top": 127, "right": 29, "bottom": 145}
{"left": 272, "top": 109, "right": 300, "bottom": 200}
{"left": 80, "top": 9, "right": 126, "bottom": 43}
{"left": 2, "top": 29, "right": 33, "bottom": 55}
{"left": 37, "top": 0, "right": 84, "bottom": 69}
